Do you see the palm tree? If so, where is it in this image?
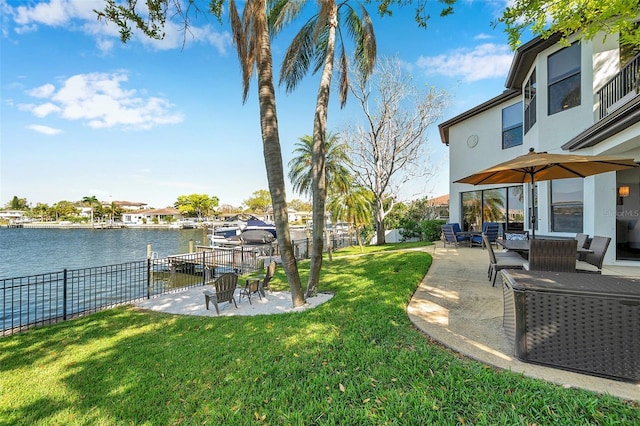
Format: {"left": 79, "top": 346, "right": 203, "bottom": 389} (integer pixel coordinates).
{"left": 96, "top": 0, "right": 305, "bottom": 307}
{"left": 82, "top": 195, "right": 99, "bottom": 223}
{"left": 327, "top": 184, "right": 373, "bottom": 248}
{"left": 271, "top": 0, "right": 376, "bottom": 297}
{"left": 288, "top": 132, "right": 351, "bottom": 198}
{"left": 229, "top": 0, "right": 304, "bottom": 306}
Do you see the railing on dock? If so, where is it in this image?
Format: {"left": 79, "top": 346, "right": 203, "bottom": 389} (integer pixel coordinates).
{"left": 1, "top": 234, "right": 357, "bottom": 337}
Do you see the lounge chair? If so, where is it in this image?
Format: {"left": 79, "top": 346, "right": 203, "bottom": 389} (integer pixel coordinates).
{"left": 203, "top": 273, "right": 238, "bottom": 315}
{"left": 471, "top": 222, "right": 499, "bottom": 248}
{"left": 576, "top": 236, "right": 611, "bottom": 274}
{"left": 442, "top": 224, "right": 468, "bottom": 248}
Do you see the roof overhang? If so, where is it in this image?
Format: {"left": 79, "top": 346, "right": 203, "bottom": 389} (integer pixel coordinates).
{"left": 505, "top": 33, "right": 563, "bottom": 90}
{"left": 438, "top": 90, "right": 520, "bottom": 145}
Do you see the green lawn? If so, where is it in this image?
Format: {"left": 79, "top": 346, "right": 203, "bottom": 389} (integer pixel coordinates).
{"left": 1, "top": 243, "right": 638, "bottom": 425}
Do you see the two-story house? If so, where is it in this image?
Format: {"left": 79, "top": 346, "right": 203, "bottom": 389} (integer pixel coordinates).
{"left": 439, "top": 30, "right": 640, "bottom": 266}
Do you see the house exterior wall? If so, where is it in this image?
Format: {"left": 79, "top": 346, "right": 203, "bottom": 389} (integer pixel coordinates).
{"left": 443, "top": 30, "right": 640, "bottom": 266}
{"left": 449, "top": 96, "right": 526, "bottom": 224}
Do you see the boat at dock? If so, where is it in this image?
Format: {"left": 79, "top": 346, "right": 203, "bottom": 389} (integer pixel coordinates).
{"left": 168, "top": 220, "right": 198, "bottom": 229}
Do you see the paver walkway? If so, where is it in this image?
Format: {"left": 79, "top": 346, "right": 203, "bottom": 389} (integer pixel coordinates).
{"left": 407, "top": 244, "right": 639, "bottom": 402}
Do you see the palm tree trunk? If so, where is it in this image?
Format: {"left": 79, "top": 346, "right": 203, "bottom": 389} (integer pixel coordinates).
{"left": 306, "top": 2, "right": 338, "bottom": 298}
{"left": 256, "top": 7, "right": 304, "bottom": 306}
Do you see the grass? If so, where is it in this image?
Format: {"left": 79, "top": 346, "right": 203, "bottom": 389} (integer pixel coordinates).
{"left": 1, "top": 243, "right": 638, "bottom": 425}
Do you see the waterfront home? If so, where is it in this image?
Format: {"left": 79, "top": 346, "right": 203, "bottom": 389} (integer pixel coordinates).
{"left": 439, "top": 29, "right": 640, "bottom": 267}
{"left": 109, "top": 200, "right": 148, "bottom": 210}
{"left": 0, "top": 209, "right": 27, "bottom": 223}
{"left": 122, "top": 207, "right": 183, "bottom": 225}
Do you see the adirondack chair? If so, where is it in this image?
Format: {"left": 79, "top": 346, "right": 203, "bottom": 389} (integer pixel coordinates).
{"left": 203, "top": 273, "right": 238, "bottom": 315}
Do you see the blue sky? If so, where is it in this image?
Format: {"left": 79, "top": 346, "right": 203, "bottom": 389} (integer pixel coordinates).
{"left": 1, "top": 0, "right": 516, "bottom": 209}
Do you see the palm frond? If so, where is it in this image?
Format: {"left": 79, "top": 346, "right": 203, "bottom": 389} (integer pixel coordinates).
{"left": 229, "top": 0, "right": 252, "bottom": 104}
{"left": 279, "top": 19, "right": 317, "bottom": 92}
{"left": 269, "top": 0, "right": 307, "bottom": 35}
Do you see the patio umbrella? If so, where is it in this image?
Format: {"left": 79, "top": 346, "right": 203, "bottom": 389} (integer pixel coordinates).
{"left": 454, "top": 148, "right": 638, "bottom": 238}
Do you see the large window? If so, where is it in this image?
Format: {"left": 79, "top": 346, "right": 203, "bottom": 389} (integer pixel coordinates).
{"left": 548, "top": 43, "right": 581, "bottom": 115}
{"left": 550, "top": 178, "right": 583, "bottom": 233}
{"left": 461, "top": 186, "right": 523, "bottom": 232}
{"left": 502, "top": 102, "right": 523, "bottom": 149}
{"left": 524, "top": 70, "right": 536, "bottom": 133}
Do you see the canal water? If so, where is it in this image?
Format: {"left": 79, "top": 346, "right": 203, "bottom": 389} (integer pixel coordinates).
{"left": 0, "top": 227, "right": 207, "bottom": 279}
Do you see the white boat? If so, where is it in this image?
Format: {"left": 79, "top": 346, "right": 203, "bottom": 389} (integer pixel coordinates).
{"left": 208, "top": 234, "right": 242, "bottom": 247}
{"left": 169, "top": 220, "right": 198, "bottom": 229}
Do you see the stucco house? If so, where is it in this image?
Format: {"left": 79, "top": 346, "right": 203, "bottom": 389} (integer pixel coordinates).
{"left": 439, "top": 29, "right": 640, "bottom": 267}
{"left": 122, "top": 208, "right": 183, "bottom": 224}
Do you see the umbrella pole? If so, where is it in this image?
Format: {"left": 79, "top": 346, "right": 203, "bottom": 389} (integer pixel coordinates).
{"left": 530, "top": 173, "right": 535, "bottom": 239}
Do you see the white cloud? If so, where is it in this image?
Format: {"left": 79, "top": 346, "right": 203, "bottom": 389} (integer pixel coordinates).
{"left": 27, "top": 83, "right": 56, "bottom": 98}
{"left": 32, "top": 102, "right": 61, "bottom": 117}
{"left": 416, "top": 43, "right": 513, "bottom": 82}
{"left": 474, "top": 33, "right": 492, "bottom": 40}
{"left": 7, "top": 0, "right": 231, "bottom": 54}
{"left": 23, "top": 72, "right": 184, "bottom": 130}
{"left": 28, "top": 124, "right": 62, "bottom": 135}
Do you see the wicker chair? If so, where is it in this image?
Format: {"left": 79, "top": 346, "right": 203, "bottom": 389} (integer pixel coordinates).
{"left": 484, "top": 234, "right": 525, "bottom": 286}
{"left": 524, "top": 239, "right": 577, "bottom": 272}
{"left": 575, "top": 233, "right": 589, "bottom": 260}
{"left": 203, "top": 273, "right": 238, "bottom": 314}
{"left": 576, "top": 236, "right": 611, "bottom": 274}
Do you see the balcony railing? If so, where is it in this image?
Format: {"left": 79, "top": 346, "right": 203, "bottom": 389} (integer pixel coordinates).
{"left": 597, "top": 53, "right": 640, "bottom": 119}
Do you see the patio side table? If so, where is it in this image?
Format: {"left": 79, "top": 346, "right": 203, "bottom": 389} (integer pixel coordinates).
{"left": 501, "top": 270, "right": 640, "bottom": 382}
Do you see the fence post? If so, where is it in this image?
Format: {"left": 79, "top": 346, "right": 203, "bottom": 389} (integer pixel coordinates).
{"left": 202, "top": 251, "right": 206, "bottom": 286}
{"left": 63, "top": 269, "right": 68, "bottom": 321}
{"left": 147, "top": 258, "right": 151, "bottom": 299}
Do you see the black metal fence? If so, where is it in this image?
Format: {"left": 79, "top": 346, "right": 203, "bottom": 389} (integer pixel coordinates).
{"left": 1, "top": 235, "right": 356, "bottom": 337}
{"left": 1, "top": 245, "right": 266, "bottom": 337}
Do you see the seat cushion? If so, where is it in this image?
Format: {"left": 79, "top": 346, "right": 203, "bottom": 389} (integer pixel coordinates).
{"left": 505, "top": 232, "right": 527, "bottom": 240}
{"left": 576, "top": 260, "right": 600, "bottom": 272}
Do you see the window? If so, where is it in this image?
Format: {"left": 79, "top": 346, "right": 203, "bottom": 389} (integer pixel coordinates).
{"left": 507, "top": 186, "right": 525, "bottom": 231}
{"left": 550, "top": 178, "right": 583, "bottom": 233}
{"left": 524, "top": 70, "right": 536, "bottom": 133}
{"left": 502, "top": 102, "right": 523, "bottom": 149}
{"left": 548, "top": 43, "right": 581, "bottom": 115}
{"left": 461, "top": 186, "right": 523, "bottom": 232}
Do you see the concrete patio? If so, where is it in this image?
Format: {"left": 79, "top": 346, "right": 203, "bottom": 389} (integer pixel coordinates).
{"left": 407, "top": 244, "right": 639, "bottom": 402}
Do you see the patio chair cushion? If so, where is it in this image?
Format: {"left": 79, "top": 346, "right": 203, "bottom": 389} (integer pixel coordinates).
{"left": 505, "top": 232, "right": 528, "bottom": 240}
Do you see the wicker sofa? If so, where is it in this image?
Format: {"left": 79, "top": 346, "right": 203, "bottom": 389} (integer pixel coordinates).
{"left": 501, "top": 270, "right": 640, "bottom": 382}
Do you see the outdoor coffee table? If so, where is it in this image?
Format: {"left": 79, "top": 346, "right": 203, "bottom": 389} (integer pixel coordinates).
{"left": 501, "top": 270, "right": 640, "bottom": 382}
